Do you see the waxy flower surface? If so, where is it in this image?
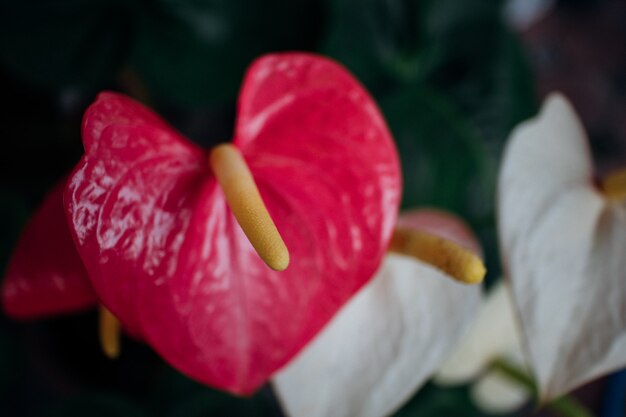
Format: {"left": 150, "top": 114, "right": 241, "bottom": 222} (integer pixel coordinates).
{"left": 2, "top": 181, "right": 96, "bottom": 318}
{"left": 5, "top": 53, "right": 402, "bottom": 395}
{"left": 499, "top": 93, "right": 626, "bottom": 400}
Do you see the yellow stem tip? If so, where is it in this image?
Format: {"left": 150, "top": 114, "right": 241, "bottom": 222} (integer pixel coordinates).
{"left": 602, "top": 169, "right": 626, "bottom": 201}
{"left": 389, "top": 228, "right": 486, "bottom": 284}
{"left": 210, "top": 144, "right": 290, "bottom": 271}
{"left": 99, "top": 305, "right": 121, "bottom": 359}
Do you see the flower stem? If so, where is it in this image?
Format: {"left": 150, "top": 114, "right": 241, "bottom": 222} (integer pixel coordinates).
{"left": 99, "top": 305, "right": 121, "bottom": 359}
{"left": 549, "top": 397, "right": 596, "bottom": 417}
{"left": 491, "top": 358, "right": 595, "bottom": 417}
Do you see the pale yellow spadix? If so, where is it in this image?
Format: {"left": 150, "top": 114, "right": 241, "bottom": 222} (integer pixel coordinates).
{"left": 99, "top": 305, "right": 120, "bottom": 359}
{"left": 602, "top": 169, "right": 626, "bottom": 201}
{"left": 209, "top": 144, "right": 289, "bottom": 271}
{"left": 389, "top": 228, "right": 486, "bottom": 284}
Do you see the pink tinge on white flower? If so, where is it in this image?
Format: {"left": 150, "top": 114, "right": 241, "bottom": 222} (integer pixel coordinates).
{"left": 498, "top": 92, "right": 626, "bottom": 400}
{"left": 396, "top": 209, "right": 483, "bottom": 258}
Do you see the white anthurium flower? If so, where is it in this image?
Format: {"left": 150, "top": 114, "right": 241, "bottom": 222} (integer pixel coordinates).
{"left": 504, "top": 0, "right": 555, "bottom": 30}
{"left": 434, "top": 281, "right": 532, "bottom": 414}
{"left": 498, "top": 92, "right": 626, "bottom": 401}
{"left": 273, "top": 210, "right": 484, "bottom": 417}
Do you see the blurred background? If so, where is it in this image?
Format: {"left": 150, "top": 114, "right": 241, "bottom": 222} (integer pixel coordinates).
{"left": 1, "top": 0, "right": 625, "bottom": 415}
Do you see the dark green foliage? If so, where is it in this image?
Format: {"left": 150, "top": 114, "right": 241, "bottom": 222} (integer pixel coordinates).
{"left": 393, "top": 383, "right": 491, "bottom": 417}
{"left": 0, "top": 0, "right": 131, "bottom": 88}
{"left": 132, "top": 0, "right": 324, "bottom": 105}
{"left": 381, "top": 85, "right": 491, "bottom": 219}
{"left": 35, "top": 393, "right": 148, "bottom": 417}
{"left": 0, "top": 0, "right": 324, "bottom": 105}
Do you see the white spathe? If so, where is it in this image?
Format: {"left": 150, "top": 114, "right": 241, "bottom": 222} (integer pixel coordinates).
{"left": 273, "top": 254, "right": 481, "bottom": 417}
{"left": 498, "top": 93, "right": 626, "bottom": 400}
{"left": 435, "top": 282, "right": 522, "bottom": 384}
{"left": 435, "top": 282, "right": 531, "bottom": 414}
{"left": 504, "top": 0, "right": 555, "bottom": 30}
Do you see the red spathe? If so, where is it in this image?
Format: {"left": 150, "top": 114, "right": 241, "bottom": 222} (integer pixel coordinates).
{"left": 2, "top": 181, "right": 96, "bottom": 318}
{"left": 64, "top": 53, "right": 401, "bottom": 394}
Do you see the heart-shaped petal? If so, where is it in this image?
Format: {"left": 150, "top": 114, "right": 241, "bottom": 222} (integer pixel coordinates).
{"left": 273, "top": 211, "right": 481, "bottom": 417}
{"left": 65, "top": 53, "right": 401, "bottom": 394}
{"left": 498, "top": 93, "right": 626, "bottom": 400}
{"left": 2, "top": 181, "right": 96, "bottom": 318}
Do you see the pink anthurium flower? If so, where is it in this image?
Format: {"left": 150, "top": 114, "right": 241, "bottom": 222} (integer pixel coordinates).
{"left": 498, "top": 93, "right": 626, "bottom": 401}
{"left": 4, "top": 53, "right": 402, "bottom": 395}
{"left": 2, "top": 53, "right": 485, "bottom": 414}
{"left": 2, "top": 181, "right": 96, "bottom": 318}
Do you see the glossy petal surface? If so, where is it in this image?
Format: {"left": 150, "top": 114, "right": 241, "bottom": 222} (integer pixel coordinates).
{"left": 2, "top": 181, "right": 96, "bottom": 318}
{"left": 65, "top": 53, "right": 401, "bottom": 394}
{"left": 273, "top": 211, "right": 481, "bottom": 417}
{"left": 498, "top": 93, "right": 626, "bottom": 400}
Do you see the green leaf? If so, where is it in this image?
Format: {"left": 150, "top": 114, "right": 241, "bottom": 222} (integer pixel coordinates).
{"left": 0, "top": 0, "right": 131, "bottom": 88}
{"left": 381, "top": 85, "right": 493, "bottom": 225}
{"left": 167, "top": 391, "right": 271, "bottom": 417}
{"left": 322, "top": 0, "right": 438, "bottom": 89}
{"left": 423, "top": 0, "right": 502, "bottom": 62}
{"left": 393, "top": 383, "right": 488, "bottom": 417}
{"left": 437, "top": 26, "right": 537, "bottom": 153}
{"left": 147, "top": 366, "right": 206, "bottom": 413}
{"left": 36, "top": 393, "right": 148, "bottom": 417}
{"left": 148, "top": 366, "right": 280, "bottom": 417}
{"left": 131, "top": 0, "right": 324, "bottom": 106}
{"left": 0, "top": 188, "right": 30, "bottom": 271}
{"left": 322, "top": 0, "right": 507, "bottom": 89}
{"left": 0, "top": 327, "right": 24, "bottom": 403}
